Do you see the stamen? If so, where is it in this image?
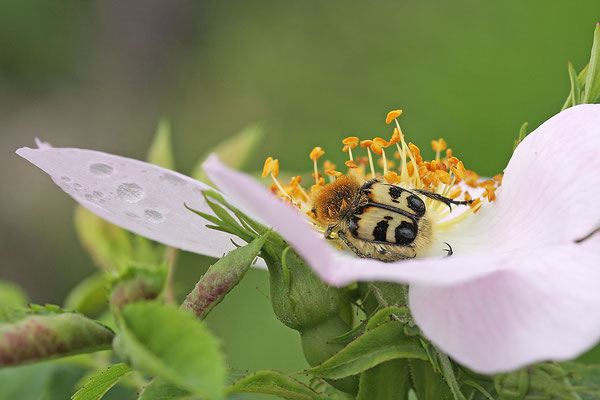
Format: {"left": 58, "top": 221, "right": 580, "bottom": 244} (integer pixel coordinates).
{"left": 342, "top": 137, "right": 359, "bottom": 163}
{"left": 310, "top": 147, "right": 325, "bottom": 185}
{"left": 360, "top": 140, "right": 376, "bottom": 177}
{"left": 373, "top": 138, "right": 390, "bottom": 175}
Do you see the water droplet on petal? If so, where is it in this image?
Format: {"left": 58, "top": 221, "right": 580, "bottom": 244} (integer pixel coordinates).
{"left": 93, "top": 191, "right": 104, "bottom": 198}
{"left": 117, "top": 183, "right": 144, "bottom": 203}
{"left": 60, "top": 184, "right": 72, "bottom": 193}
{"left": 85, "top": 194, "right": 95, "bottom": 201}
{"left": 61, "top": 176, "right": 71, "bottom": 182}
{"left": 160, "top": 173, "right": 187, "bottom": 186}
{"left": 144, "top": 209, "right": 165, "bottom": 223}
{"left": 89, "top": 163, "right": 114, "bottom": 177}
{"left": 125, "top": 211, "right": 140, "bottom": 219}
{"left": 74, "top": 183, "right": 83, "bottom": 191}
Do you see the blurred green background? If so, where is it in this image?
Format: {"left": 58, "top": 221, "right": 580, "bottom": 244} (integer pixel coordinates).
{"left": 2, "top": 0, "right": 600, "bottom": 388}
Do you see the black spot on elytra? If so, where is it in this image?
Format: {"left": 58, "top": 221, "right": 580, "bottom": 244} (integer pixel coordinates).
{"left": 407, "top": 195, "right": 426, "bottom": 217}
{"left": 395, "top": 221, "right": 417, "bottom": 245}
{"left": 373, "top": 220, "right": 389, "bottom": 241}
{"left": 383, "top": 216, "right": 393, "bottom": 220}
{"left": 388, "top": 185, "right": 404, "bottom": 199}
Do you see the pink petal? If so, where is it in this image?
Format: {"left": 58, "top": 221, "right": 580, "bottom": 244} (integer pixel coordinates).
{"left": 410, "top": 238, "right": 600, "bottom": 373}
{"left": 475, "top": 104, "right": 600, "bottom": 252}
{"left": 17, "top": 146, "right": 241, "bottom": 259}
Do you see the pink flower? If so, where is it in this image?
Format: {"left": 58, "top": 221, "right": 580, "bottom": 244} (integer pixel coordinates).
{"left": 16, "top": 104, "right": 600, "bottom": 374}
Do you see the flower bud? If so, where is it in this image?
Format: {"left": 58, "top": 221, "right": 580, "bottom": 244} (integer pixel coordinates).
{"left": 0, "top": 305, "right": 114, "bottom": 366}
{"left": 108, "top": 266, "right": 167, "bottom": 310}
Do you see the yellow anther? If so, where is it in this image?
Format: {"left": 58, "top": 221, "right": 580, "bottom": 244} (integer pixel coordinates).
{"left": 384, "top": 171, "right": 399, "bottom": 184}
{"left": 360, "top": 139, "right": 373, "bottom": 148}
{"left": 262, "top": 157, "right": 274, "bottom": 178}
{"left": 271, "top": 159, "right": 280, "bottom": 178}
{"left": 464, "top": 170, "right": 479, "bottom": 188}
{"left": 312, "top": 172, "right": 323, "bottom": 181}
{"left": 435, "top": 170, "right": 451, "bottom": 184}
{"left": 325, "top": 169, "right": 343, "bottom": 178}
{"left": 463, "top": 191, "right": 472, "bottom": 201}
{"left": 431, "top": 138, "right": 448, "bottom": 152}
{"left": 423, "top": 171, "right": 436, "bottom": 187}
{"left": 408, "top": 143, "right": 423, "bottom": 164}
{"left": 389, "top": 128, "right": 402, "bottom": 145}
{"left": 446, "top": 148, "right": 453, "bottom": 158}
{"left": 370, "top": 142, "right": 383, "bottom": 156}
{"left": 342, "top": 137, "right": 359, "bottom": 148}
{"left": 447, "top": 156, "right": 459, "bottom": 166}
{"left": 448, "top": 187, "right": 462, "bottom": 199}
{"left": 323, "top": 160, "right": 336, "bottom": 171}
{"left": 343, "top": 145, "right": 351, "bottom": 152}
{"left": 310, "top": 147, "right": 325, "bottom": 161}
{"left": 418, "top": 165, "right": 428, "bottom": 178}
{"left": 453, "top": 161, "right": 466, "bottom": 180}
{"left": 470, "top": 198, "right": 483, "bottom": 212}
{"left": 373, "top": 137, "right": 390, "bottom": 147}
{"left": 289, "top": 176, "right": 302, "bottom": 187}
{"left": 406, "top": 162, "right": 415, "bottom": 176}
{"left": 484, "top": 185, "right": 497, "bottom": 202}
{"left": 386, "top": 109, "right": 403, "bottom": 124}
{"left": 479, "top": 180, "right": 495, "bottom": 189}
{"left": 345, "top": 160, "right": 359, "bottom": 168}
{"left": 493, "top": 174, "right": 503, "bottom": 183}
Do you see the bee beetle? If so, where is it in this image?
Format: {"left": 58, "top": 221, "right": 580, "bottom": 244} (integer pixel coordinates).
{"left": 311, "top": 175, "right": 472, "bottom": 262}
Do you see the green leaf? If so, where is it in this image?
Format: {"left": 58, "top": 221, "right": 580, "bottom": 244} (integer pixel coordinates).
{"left": 191, "top": 124, "right": 264, "bottom": 185}
{"left": 138, "top": 378, "right": 199, "bottom": 400}
{"left": 146, "top": 118, "right": 175, "bottom": 170}
{"left": 227, "top": 370, "right": 331, "bottom": 400}
{"left": 568, "top": 61, "right": 582, "bottom": 106}
{"left": 357, "top": 359, "right": 410, "bottom": 400}
{"left": 583, "top": 23, "right": 600, "bottom": 103}
{"left": 304, "top": 321, "right": 428, "bottom": 380}
{"left": 0, "top": 280, "right": 28, "bottom": 308}
{"left": 494, "top": 362, "right": 580, "bottom": 400}
{"left": 181, "top": 234, "right": 268, "bottom": 319}
{"left": 64, "top": 274, "right": 107, "bottom": 317}
{"left": 560, "top": 362, "right": 600, "bottom": 400}
{"left": 365, "top": 306, "right": 411, "bottom": 330}
{"left": 113, "top": 302, "right": 226, "bottom": 399}
{"left": 0, "top": 305, "right": 114, "bottom": 366}
{"left": 408, "top": 359, "right": 453, "bottom": 400}
{"left": 513, "top": 121, "right": 529, "bottom": 151}
{"left": 71, "top": 363, "right": 133, "bottom": 400}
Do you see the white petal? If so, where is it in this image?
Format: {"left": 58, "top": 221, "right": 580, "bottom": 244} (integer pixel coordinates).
{"left": 410, "top": 238, "right": 600, "bottom": 373}
{"left": 17, "top": 146, "right": 241, "bottom": 259}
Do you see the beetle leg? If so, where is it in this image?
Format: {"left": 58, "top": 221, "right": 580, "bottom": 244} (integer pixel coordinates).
{"left": 324, "top": 225, "right": 336, "bottom": 240}
{"left": 337, "top": 231, "right": 370, "bottom": 258}
{"left": 443, "top": 242, "right": 453, "bottom": 257}
{"left": 414, "top": 189, "right": 473, "bottom": 211}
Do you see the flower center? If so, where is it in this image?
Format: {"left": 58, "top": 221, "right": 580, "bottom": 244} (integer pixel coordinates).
{"left": 262, "top": 109, "right": 502, "bottom": 258}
